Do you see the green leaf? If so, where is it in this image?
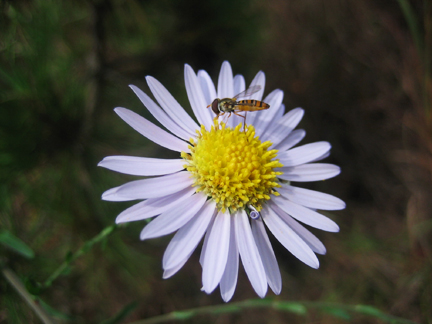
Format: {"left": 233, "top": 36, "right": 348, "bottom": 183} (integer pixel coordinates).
{"left": 354, "top": 305, "right": 385, "bottom": 317}
{"left": 211, "top": 305, "right": 241, "bottom": 314}
{"left": 274, "top": 301, "right": 307, "bottom": 315}
{"left": 0, "top": 230, "right": 35, "bottom": 258}
{"left": 322, "top": 306, "right": 351, "bottom": 320}
{"left": 353, "top": 305, "right": 418, "bottom": 323}
{"left": 172, "top": 311, "right": 195, "bottom": 320}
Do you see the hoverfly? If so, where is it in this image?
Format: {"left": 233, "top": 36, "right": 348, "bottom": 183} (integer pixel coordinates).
{"left": 207, "top": 85, "right": 270, "bottom": 122}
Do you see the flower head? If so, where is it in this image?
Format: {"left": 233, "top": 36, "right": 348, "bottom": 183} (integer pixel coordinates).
{"left": 99, "top": 61, "right": 345, "bottom": 301}
{"left": 182, "top": 122, "right": 282, "bottom": 212}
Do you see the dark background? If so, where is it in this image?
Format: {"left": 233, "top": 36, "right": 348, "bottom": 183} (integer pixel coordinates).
{"left": 1, "top": 0, "right": 431, "bottom": 323}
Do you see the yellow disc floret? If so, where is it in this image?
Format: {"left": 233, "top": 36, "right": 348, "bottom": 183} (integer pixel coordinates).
{"left": 181, "top": 121, "right": 283, "bottom": 212}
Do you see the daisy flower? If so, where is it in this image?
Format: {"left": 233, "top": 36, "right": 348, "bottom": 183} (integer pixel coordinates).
{"left": 99, "top": 61, "right": 345, "bottom": 302}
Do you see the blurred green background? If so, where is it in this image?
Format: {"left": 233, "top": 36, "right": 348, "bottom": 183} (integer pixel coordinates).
{"left": 1, "top": 0, "right": 431, "bottom": 323}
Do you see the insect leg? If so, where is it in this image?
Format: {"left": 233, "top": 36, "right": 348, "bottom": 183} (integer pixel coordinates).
{"left": 233, "top": 111, "right": 247, "bottom": 131}
{"left": 223, "top": 112, "right": 232, "bottom": 125}
{"left": 213, "top": 112, "right": 222, "bottom": 122}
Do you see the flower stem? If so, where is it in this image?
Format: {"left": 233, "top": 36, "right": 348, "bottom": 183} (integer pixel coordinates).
{"left": 125, "top": 299, "right": 418, "bottom": 324}
{"left": 42, "top": 224, "right": 117, "bottom": 289}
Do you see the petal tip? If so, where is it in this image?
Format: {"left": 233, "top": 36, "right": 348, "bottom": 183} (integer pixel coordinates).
{"left": 101, "top": 190, "right": 116, "bottom": 201}
{"left": 221, "top": 293, "right": 233, "bottom": 302}
{"left": 114, "top": 107, "right": 126, "bottom": 114}
{"left": 255, "top": 286, "right": 268, "bottom": 298}
{"left": 129, "top": 84, "right": 140, "bottom": 93}
{"left": 115, "top": 217, "right": 127, "bottom": 224}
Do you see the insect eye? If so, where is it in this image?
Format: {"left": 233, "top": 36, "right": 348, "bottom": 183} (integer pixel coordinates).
{"left": 211, "top": 99, "right": 219, "bottom": 115}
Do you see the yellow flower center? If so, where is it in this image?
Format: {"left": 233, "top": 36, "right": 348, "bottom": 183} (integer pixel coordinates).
{"left": 181, "top": 121, "right": 282, "bottom": 213}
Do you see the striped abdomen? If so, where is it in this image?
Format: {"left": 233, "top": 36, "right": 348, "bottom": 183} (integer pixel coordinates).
{"left": 236, "top": 99, "right": 270, "bottom": 111}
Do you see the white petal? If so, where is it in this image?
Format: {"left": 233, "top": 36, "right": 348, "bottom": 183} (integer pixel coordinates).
{"left": 220, "top": 217, "right": 239, "bottom": 302}
{"left": 146, "top": 76, "right": 199, "bottom": 134}
{"left": 140, "top": 193, "right": 207, "bottom": 240}
{"left": 255, "top": 89, "right": 284, "bottom": 137}
{"left": 262, "top": 204, "right": 320, "bottom": 268}
{"left": 244, "top": 71, "right": 265, "bottom": 125}
{"left": 277, "top": 142, "right": 331, "bottom": 167}
{"left": 256, "top": 103, "right": 286, "bottom": 138}
{"left": 234, "top": 210, "right": 267, "bottom": 298}
{"left": 278, "top": 185, "right": 346, "bottom": 210}
{"left": 217, "top": 62, "right": 235, "bottom": 127}
{"left": 270, "top": 203, "right": 326, "bottom": 254}
{"left": 273, "top": 196, "right": 340, "bottom": 232}
{"left": 199, "top": 214, "right": 216, "bottom": 267}
{"left": 233, "top": 74, "right": 245, "bottom": 95}
{"left": 251, "top": 218, "right": 282, "bottom": 295}
{"left": 103, "top": 171, "right": 193, "bottom": 201}
{"left": 163, "top": 250, "right": 193, "bottom": 279}
{"left": 261, "top": 107, "right": 304, "bottom": 145}
{"left": 115, "top": 186, "right": 196, "bottom": 223}
{"left": 310, "top": 151, "right": 330, "bottom": 162}
{"left": 230, "top": 74, "right": 246, "bottom": 127}
{"left": 100, "top": 186, "right": 130, "bottom": 201}
{"left": 202, "top": 210, "right": 231, "bottom": 294}
{"left": 163, "top": 200, "right": 216, "bottom": 270}
{"left": 197, "top": 70, "right": 217, "bottom": 122}
{"left": 129, "top": 85, "right": 195, "bottom": 140}
{"left": 273, "top": 129, "right": 306, "bottom": 151}
{"left": 248, "top": 71, "right": 265, "bottom": 100}
{"left": 217, "top": 61, "right": 234, "bottom": 98}
{"left": 198, "top": 70, "right": 217, "bottom": 105}
{"left": 278, "top": 163, "right": 341, "bottom": 182}
{"left": 184, "top": 64, "right": 213, "bottom": 129}
{"left": 114, "top": 107, "right": 190, "bottom": 153}
{"left": 98, "top": 156, "right": 185, "bottom": 176}
{"left": 274, "top": 103, "right": 285, "bottom": 120}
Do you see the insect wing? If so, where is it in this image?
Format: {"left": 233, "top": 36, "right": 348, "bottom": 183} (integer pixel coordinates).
{"left": 233, "top": 85, "right": 262, "bottom": 100}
